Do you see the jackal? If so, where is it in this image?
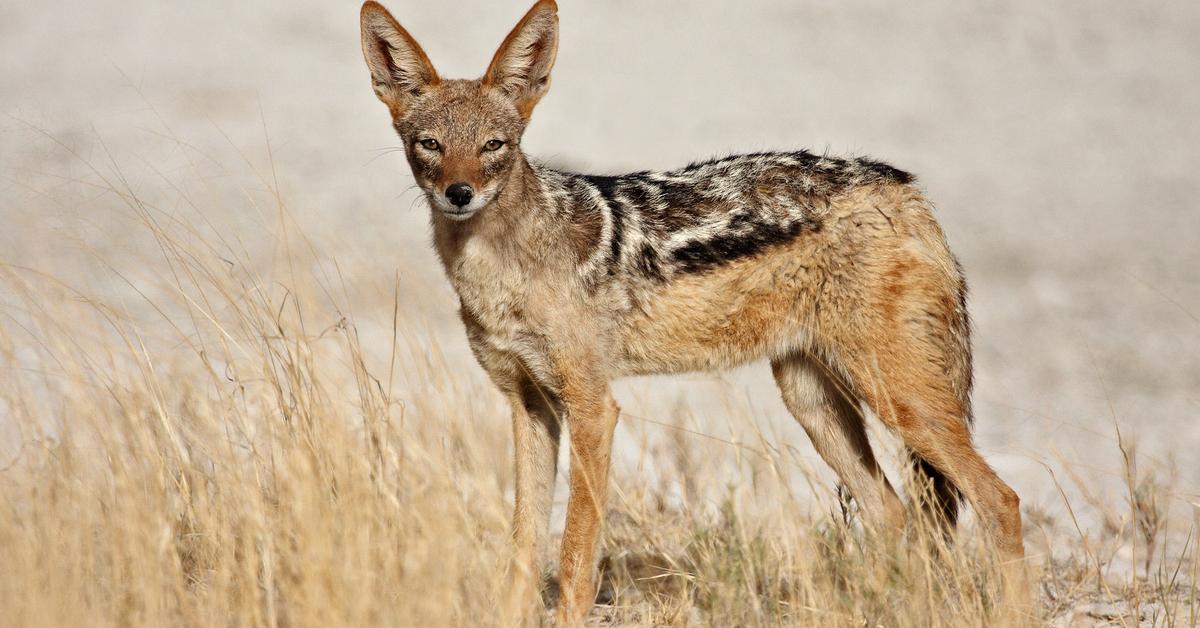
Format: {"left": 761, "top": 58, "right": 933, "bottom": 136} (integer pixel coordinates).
{"left": 360, "top": 0, "right": 1024, "bottom": 622}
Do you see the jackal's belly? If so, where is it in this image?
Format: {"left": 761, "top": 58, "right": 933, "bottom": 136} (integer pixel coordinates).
{"left": 614, "top": 246, "right": 823, "bottom": 375}
{"left": 617, "top": 314, "right": 808, "bottom": 375}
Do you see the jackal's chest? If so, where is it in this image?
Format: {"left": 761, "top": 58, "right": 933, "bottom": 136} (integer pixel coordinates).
{"left": 447, "top": 242, "right": 540, "bottom": 351}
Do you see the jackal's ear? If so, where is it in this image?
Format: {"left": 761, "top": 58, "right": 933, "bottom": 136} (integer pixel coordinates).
{"left": 360, "top": 1, "right": 440, "bottom": 117}
{"left": 483, "top": 0, "right": 559, "bottom": 119}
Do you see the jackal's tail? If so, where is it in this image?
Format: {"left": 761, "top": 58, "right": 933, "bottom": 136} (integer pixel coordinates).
{"left": 908, "top": 260, "right": 972, "bottom": 537}
{"left": 908, "top": 450, "right": 962, "bottom": 535}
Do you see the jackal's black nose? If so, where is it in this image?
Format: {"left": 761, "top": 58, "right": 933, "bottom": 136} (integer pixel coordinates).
{"left": 445, "top": 183, "right": 473, "bottom": 208}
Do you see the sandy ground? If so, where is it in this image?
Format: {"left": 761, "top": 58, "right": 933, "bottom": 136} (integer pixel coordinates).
{"left": 2, "top": 0, "right": 1198, "bottom": 575}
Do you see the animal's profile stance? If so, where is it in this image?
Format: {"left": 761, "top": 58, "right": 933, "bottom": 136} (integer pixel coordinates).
{"left": 360, "top": 0, "right": 1024, "bottom": 623}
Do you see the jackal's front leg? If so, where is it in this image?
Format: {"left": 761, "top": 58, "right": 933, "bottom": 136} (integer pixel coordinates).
{"left": 554, "top": 373, "right": 619, "bottom": 625}
{"left": 503, "top": 379, "right": 562, "bottom": 621}
{"left": 462, "top": 314, "right": 564, "bottom": 622}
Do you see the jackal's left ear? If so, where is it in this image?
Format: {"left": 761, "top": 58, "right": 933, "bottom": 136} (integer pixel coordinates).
{"left": 483, "top": 0, "right": 559, "bottom": 119}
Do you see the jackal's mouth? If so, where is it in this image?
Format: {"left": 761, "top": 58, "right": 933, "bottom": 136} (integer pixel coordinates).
{"left": 439, "top": 207, "right": 479, "bottom": 221}
{"left": 427, "top": 186, "right": 496, "bottom": 221}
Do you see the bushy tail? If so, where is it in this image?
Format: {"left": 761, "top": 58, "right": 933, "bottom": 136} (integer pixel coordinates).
{"left": 908, "top": 450, "right": 961, "bottom": 536}
{"left": 909, "top": 263, "right": 972, "bottom": 538}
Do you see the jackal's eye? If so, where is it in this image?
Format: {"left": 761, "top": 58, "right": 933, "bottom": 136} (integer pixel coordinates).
{"left": 482, "top": 139, "right": 505, "bottom": 152}
{"left": 418, "top": 138, "right": 441, "bottom": 151}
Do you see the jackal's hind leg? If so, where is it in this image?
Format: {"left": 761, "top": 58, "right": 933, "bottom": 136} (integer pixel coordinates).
{"left": 842, "top": 335, "right": 1023, "bottom": 560}
{"left": 771, "top": 351, "right": 905, "bottom": 531}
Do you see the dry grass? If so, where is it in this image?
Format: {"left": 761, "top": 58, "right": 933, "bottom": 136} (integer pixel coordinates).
{"left": 0, "top": 126, "right": 1196, "bottom": 627}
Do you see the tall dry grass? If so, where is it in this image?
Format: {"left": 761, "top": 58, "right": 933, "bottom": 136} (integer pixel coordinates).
{"left": 0, "top": 124, "right": 1195, "bottom": 627}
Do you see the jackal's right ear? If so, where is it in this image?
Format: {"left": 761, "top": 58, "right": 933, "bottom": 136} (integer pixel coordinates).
{"left": 483, "top": 0, "right": 559, "bottom": 119}
{"left": 360, "top": 1, "right": 439, "bottom": 117}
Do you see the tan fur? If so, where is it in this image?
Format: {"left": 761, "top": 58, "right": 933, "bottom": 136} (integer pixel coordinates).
{"left": 359, "top": 2, "right": 1024, "bottom": 623}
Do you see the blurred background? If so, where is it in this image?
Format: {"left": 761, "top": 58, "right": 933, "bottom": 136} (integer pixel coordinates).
{"left": 2, "top": 0, "right": 1198, "bottom": 572}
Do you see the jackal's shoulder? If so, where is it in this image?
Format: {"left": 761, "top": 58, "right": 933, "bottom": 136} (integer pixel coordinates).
{"left": 531, "top": 150, "right": 916, "bottom": 280}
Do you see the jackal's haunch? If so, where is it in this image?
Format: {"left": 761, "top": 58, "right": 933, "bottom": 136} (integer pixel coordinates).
{"left": 360, "top": 0, "right": 1024, "bottom": 622}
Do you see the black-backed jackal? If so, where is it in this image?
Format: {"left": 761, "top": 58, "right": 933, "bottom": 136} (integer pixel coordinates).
{"left": 359, "top": 1, "right": 1024, "bottom": 622}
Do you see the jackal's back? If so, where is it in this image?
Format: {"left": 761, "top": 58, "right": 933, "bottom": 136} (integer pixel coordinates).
{"left": 542, "top": 150, "right": 915, "bottom": 287}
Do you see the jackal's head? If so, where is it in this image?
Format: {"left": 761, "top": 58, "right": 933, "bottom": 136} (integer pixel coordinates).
{"left": 360, "top": 0, "right": 558, "bottom": 221}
